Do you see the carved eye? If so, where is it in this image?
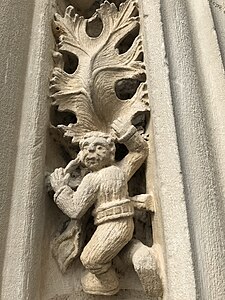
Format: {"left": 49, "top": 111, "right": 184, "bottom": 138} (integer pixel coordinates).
{"left": 96, "top": 145, "right": 103, "bottom": 151}
{"left": 82, "top": 143, "right": 89, "bottom": 150}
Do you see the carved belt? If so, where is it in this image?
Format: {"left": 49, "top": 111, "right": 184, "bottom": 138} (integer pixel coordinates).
{"left": 93, "top": 199, "right": 134, "bottom": 225}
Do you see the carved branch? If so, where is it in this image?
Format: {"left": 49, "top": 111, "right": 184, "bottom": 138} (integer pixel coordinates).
{"left": 50, "top": 0, "right": 149, "bottom": 144}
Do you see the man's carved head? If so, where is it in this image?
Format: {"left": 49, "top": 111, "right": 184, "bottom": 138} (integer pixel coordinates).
{"left": 79, "top": 132, "right": 116, "bottom": 171}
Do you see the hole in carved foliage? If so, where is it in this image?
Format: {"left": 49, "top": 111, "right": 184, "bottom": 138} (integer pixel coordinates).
{"left": 136, "top": 51, "right": 144, "bottom": 62}
{"left": 86, "top": 15, "right": 103, "bottom": 37}
{"left": 115, "top": 77, "right": 145, "bottom": 100}
{"left": 62, "top": 51, "right": 79, "bottom": 74}
{"left": 132, "top": 111, "right": 150, "bottom": 133}
{"left": 116, "top": 24, "right": 140, "bottom": 54}
{"left": 109, "top": 0, "right": 127, "bottom": 8}
{"left": 50, "top": 105, "right": 77, "bottom": 126}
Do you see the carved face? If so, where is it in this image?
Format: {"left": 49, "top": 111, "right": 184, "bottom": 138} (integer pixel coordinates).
{"left": 80, "top": 136, "right": 115, "bottom": 171}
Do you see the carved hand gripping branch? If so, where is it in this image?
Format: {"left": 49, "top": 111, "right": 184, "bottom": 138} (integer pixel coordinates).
{"left": 49, "top": 0, "right": 163, "bottom": 296}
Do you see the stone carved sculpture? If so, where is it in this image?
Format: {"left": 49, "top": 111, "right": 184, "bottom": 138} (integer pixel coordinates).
{"left": 49, "top": 0, "right": 163, "bottom": 296}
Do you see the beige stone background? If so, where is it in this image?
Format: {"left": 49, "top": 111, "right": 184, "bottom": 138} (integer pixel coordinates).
{"left": 0, "top": 0, "right": 225, "bottom": 299}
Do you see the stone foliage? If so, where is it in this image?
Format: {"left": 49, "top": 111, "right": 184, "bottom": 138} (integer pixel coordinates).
{"left": 49, "top": 0, "right": 162, "bottom": 296}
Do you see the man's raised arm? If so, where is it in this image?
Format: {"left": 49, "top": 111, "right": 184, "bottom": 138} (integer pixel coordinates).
{"left": 112, "top": 119, "right": 148, "bottom": 181}
{"left": 50, "top": 169, "right": 97, "bottom": 219}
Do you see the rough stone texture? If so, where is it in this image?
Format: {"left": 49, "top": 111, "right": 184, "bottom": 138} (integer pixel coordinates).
{"left": 140, "top": 1, "right": 196, "bottom": 299}
{"left": 0, "top": 1, "right": 53, "bottom": 299}
{"left": 160, "top": 0, "right": 225, "bottom": 298}
{"left": 0, "top": 0, "right": 35, "bottom": 292}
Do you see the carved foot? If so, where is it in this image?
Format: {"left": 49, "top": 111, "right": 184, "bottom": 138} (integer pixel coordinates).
{"left": 120, "top": 240, "right": 163, "bottom": 297}
{"left": 81, "top": 268, "right": 119, "bottom": 296}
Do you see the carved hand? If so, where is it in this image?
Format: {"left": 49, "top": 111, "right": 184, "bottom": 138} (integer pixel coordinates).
{"left": 64, "top": 157, "right": 81, "bottom": 174}
{"left": 131, "top": 193, "right": 155, "bottom": 212}
{"left": 112, "top": 118, "right": 136, "bottom": 142}
{"left": 50, "top": 167, "right": 70, "bottom": 192}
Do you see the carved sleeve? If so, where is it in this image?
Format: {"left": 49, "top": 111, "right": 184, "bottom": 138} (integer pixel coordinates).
{"left": 117, "top": 126, "right": 148, "bottom": 180}
{"left": 53, "top": 174, "right": 98, "bottom": 219}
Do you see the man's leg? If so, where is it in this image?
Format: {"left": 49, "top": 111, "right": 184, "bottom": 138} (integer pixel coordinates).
{"left": 80, "top": 218, "right": 134, "bottom": 295}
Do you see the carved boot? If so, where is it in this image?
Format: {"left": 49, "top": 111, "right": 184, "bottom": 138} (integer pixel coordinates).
{"left": 81, "top": 267, "right": 119, "bottom": 296}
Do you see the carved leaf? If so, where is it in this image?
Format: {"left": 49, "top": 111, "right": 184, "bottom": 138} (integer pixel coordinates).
{"left": 50, "top": 0, "right": 149, "bottom": 144}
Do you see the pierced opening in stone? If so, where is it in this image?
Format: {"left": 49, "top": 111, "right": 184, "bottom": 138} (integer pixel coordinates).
{"left": 61, "top": 51, "right": 79, "bottom": 74}
{"left": 116, "top": 24, "right": 140, "bottom": 54}
{"left": 132, "top": 111, "right": 150, "bottom": 133}
{"left": 136, "top": 51, "right": 144, "bottom": 62}
{"left": 50, "top": 105, "right": 77, "bottom": 126}
{"left": 115, "top": 143, "right": 128, "bottom": 161}
{"left": 129, "top": 163, "right": 146, "bottom": 196}
{"left": 128, "top": 163, "right": 153, "bottom": 247}
{"left": 115, "top": 75, "right": 146, "bottom": 100}
{"left": 108, "top": 0, "right": 130, "bottom": 9}
{"left": 131, "top": 6, "right": 139, "bottom": 17}
{"left": 86, "top": 15, "right": 103, "bottom": 37}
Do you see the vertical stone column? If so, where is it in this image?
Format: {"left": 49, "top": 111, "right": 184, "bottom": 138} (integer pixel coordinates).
{"left": 140, "top": 1, "right": 196, "bottom": 299}
{"left": 160, "top": 0, "right": 225, "bottom": 298}
{"left": 0, "top": 0, "right": 35, "bottom": 284}
{"left": 0, "top": 1, "right": 53, "bottom": 299}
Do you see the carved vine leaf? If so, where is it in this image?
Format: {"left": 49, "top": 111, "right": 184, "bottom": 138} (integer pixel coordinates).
{"left": 50, "top": 0, "right": 149, "bottom": 144}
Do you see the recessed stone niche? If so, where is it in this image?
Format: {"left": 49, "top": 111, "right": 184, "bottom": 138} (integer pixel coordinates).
{"left": 42, "top": 1, "right": 163, "bottom": 299}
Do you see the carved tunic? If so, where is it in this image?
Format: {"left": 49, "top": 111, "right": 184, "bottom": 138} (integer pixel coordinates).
{"left": 92, "top": 165, "right": 134, "bottom": 225}
{"left": 54, "top": 165, "right": 134, "bottom": 225}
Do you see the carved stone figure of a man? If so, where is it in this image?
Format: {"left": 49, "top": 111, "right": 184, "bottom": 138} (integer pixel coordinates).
{"left": 50, "top": 121, "right": 148, "bottom": 295}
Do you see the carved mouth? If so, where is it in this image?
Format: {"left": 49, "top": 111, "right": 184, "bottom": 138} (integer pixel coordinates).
{"left": 86, "top": 157, "right": 99, "bottom": 164}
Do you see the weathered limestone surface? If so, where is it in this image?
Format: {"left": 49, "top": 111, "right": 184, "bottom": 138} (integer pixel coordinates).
{"left": 161, "top": 0, "right": 225, "bottom": 298}
{"left": 0, "top": 0, "right": 225, "bottom": 300}
{"left": 0, "top": 1, "right": 53, "bottom": 299}
{"left": 140, "top": 1, "right": 196, "bottom": 299}
{"left": 0, "top": 0, "right": 35, "bottom": 288}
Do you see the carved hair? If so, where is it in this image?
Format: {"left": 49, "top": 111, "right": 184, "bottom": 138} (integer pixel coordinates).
{"left": 79, "top": 132, "right": 116, "bottom": 163}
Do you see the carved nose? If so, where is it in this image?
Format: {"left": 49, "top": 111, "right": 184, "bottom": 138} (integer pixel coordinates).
{"left": 88, "top": 145, "right": 95, "bottom": 152}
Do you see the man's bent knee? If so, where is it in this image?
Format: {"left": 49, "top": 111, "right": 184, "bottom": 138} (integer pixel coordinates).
{"left": 80, "top": 250, "right": 111, "bottom": 275}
